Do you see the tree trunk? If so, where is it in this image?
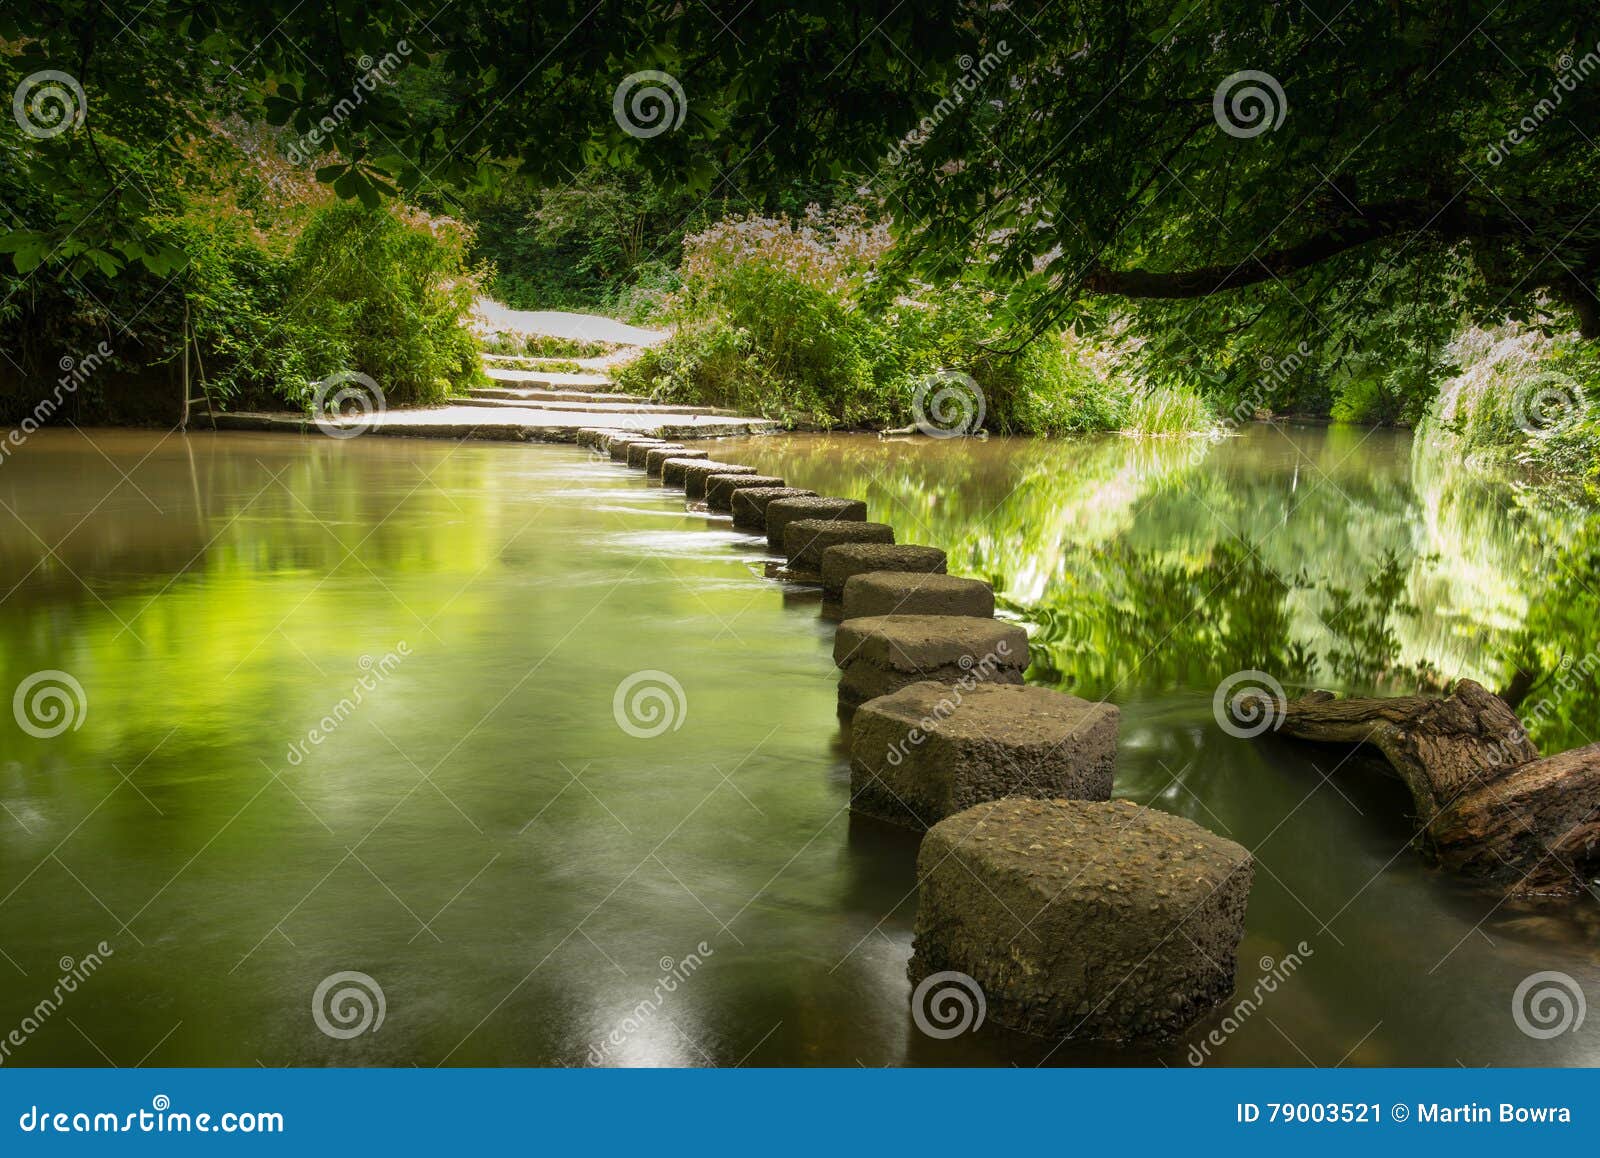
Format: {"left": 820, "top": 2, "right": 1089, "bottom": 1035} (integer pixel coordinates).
{"left": 1258, "top": 680, "right": 1535, "bottom": 816}
{"left": 1242, "top": 680, "right": 1600, "bottom": 896}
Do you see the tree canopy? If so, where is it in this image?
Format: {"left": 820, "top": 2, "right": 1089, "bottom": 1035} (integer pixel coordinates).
{"left": 7, "top": 0, "right": 1599, "bottom": 357}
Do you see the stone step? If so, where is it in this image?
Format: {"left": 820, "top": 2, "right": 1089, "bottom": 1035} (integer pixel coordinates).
{"left": 480, "top": 353, "right": 620, "bottom": 369}
{"left": 458, "top": 397, "right": 738, "bottom": 418}
{"left": 468, "top": 387, "right": 643, "bottom": 404}
{"left": 483, "top": 367, "right": 613, "bottom": 389}
{"left": 211, "top": 408, "right": 778, "bottom": 444}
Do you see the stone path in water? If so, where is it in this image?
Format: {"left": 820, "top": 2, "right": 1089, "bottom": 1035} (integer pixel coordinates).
{"left": 212, "top": 303, "right": 778, "bottom": 443}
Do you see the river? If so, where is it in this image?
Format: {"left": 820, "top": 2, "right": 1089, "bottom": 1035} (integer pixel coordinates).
{"left": 0, "top": 425, "right": 1594, "bottom": 1066}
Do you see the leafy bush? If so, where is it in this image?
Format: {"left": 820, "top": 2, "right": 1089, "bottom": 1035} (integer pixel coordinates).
{"left": 618, "top": 207, "right": 1186, "bottom": 435}
{"left": 1420, "top": 323, "right": 1600, "bottom": 489}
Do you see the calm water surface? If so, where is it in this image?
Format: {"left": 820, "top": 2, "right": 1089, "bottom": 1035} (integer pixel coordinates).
{"left": 0, "top": 426, "right": 1594, "bottom": 1066}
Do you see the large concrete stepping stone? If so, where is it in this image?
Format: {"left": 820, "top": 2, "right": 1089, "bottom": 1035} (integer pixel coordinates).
{"left": 832, "top": 614, "right": 1027, "bottom": 710}
{"left": 765, "top": 496, "right": 867, "bottom": 552}
{"left": 850, "top": 682, "right": 1117, "bottom": 829}
{"left": 626, "top": 439, "right": 671, "bottom": 467}
{"left": 610, "top": 435, "right": 664, "bottom": 461}
{"left": 646, "top": 445, "right": 706, "bottom": 477}
{"left": 784, "top": 520, "right": 895, "bottom": 573}
{"left": 821, "top": 543, "right": 947, "bottom": 601}
{"left": 842, "top": 572, "right": 993, "bottom": 620}
{"left": 683, "top": 462, "right": 759, "bottom": 500}
{"left": 731, "top": 487, "right": 818, "bottom": 531}
{"left": 909, "top": 798, "right": 1254, "bottom": 1042}
{"left": 661, "top": 456, "right": 717, "bottom": 487}
{"left": 705, "top": 474, "right": 787, "bottom": 512}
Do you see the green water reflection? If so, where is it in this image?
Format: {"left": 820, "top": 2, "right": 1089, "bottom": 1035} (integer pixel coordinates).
{"left": 0, "top": 427, "right": 1594, "bottom": 1068}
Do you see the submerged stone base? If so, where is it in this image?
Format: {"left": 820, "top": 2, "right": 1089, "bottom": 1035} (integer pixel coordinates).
{"left": 820, "top": 543, "right": 947, "bottom": 601}
{"left": 784, "top": 520, "right": 895, "bottom": 573}
{"left": 706, "top": 474, "right": 787, "bottom": 512}
{"left": 832, "top": 614, "right": 1027, "bottom": 710}
{"left": 765, "top": 496, "right": 868, "bottom": 552}
{"left": 909, "top": 798, "right": 1254, "bottom": 1041}
{"left": 646, "top": 445, "right": 707, "bottom": 477}
{"left": 850, "top": 681, "right": 1117, "bottom": 828}
{"left": 731, "top": 487, "right": 818, "bottom": 531}
{"left": 841, "top": 572, "right": 994, "bottom": 620}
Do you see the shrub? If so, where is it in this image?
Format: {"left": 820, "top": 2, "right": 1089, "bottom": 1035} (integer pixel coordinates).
{"left": 619, "top": 207, "right": 1182, "bottom": 435}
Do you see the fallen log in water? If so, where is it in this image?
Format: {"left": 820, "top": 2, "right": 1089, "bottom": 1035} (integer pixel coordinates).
{"left": 1241, "top": 679, "right": 1600, "bottom": 896}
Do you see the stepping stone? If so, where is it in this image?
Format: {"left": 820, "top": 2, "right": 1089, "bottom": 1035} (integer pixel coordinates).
{"left": 682, "top": 462, "right": 759, "bottom": 500}
{"left": 842, "top": 572, "right": 994, "bottom": 621}
{"left": 610, "top": 435, "right": 664, "bottom": 461}
{"left": 731, "top": 487, "right": 818, "bottom": 531}
{"left": 576, "top": 428, "right": 618, "bottom": 449}
{"left": 765, "top": 496, "right": 867, "bottom": 552}
{"left": 661, "top": 456, "right": 717, "bottom": 487}
{"left": 705, "top": 474, "right": 787, "bottom": 512}
{"left": 909, "top": 798, "right": 1254, "bottom": 1041}
{"left": 832, "top": 614, "right": 1027, "bottom": 711}
{"left": 626, "top": 440, "right": 671, "bottom": 468}
{"left": 646, "top": 446, "right": 705, "bottom": 477}
{"left": 784, "top": 519, "right": 895, "bottom": 573}
{"left": 821, "top": 543, "right": 947, "bottom": 601}
{"left": 849, "top": 681, "right": 1118, "bottom": 829}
